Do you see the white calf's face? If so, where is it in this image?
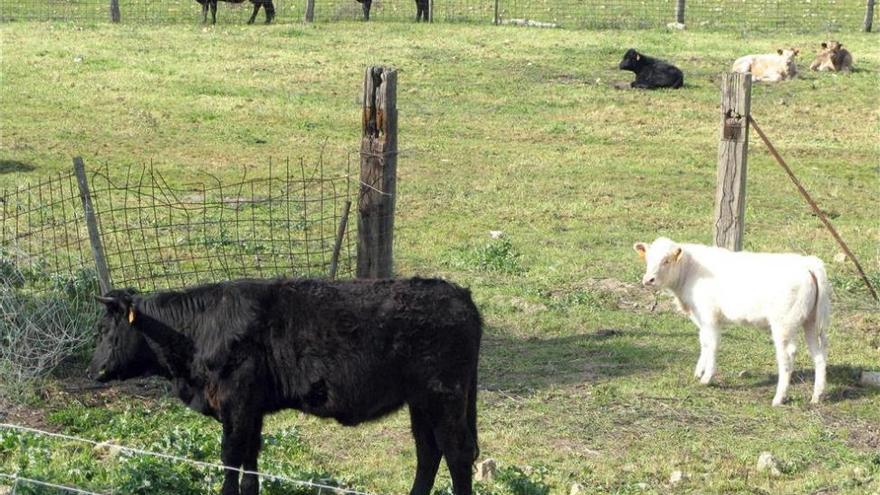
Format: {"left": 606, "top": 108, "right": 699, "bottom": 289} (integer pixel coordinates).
{"left": 633, "top": 237, "right": 683, "bottom": 288}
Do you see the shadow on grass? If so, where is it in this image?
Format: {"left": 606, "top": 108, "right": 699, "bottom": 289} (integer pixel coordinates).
{"left": 0, "top": 159, "right": 35, "bottom": 174}
{"left": 737, "top": 364, "right": 878, "bottom": 403}
{"left": 479, "top": 328, "right": 667, "bottom": 394}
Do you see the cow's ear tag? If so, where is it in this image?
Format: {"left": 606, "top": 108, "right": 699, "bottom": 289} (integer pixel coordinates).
{"left": 674, "top": 248, "right": 684, "bottom": 262}
{"left": 635, "top": 54, "right": 640, "bottom": 61}
{"left": 128, "top": 307, "right": 136, "bottom": 324}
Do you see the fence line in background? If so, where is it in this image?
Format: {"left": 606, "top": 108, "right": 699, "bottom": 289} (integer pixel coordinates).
{"left": 0, "top": 0, "right": 872, "bottom": 31}
{"left": 0, "top": 423, "right": 379, "bottom": 495}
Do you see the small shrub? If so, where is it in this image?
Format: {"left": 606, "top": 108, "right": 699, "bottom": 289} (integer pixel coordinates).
{"left": 446, "top": 238, "right": 525, "bottom": 275}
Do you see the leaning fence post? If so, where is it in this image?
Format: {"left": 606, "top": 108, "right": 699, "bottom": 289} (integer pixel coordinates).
{"left": 865, "top": 0, "right": 875, "bottom": 32}
{"left": 109, "top": 0, "right": 120, "bottom": 23}
{"left": 714, "top": 73, "right": 751, "bottom": 251}
{"left": 675, "top": 0, "right": 685, "bottom": 24}
{"left": 304, "top": 0, "right": 315, "bottom": 23}
{"left": 357, "top": 66, "right": 397, "bottom": 279}
{"left": 73, "top": 157, "right": 112, "bottom": 294}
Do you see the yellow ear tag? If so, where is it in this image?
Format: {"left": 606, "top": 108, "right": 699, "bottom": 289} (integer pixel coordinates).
{"left": 637, "top": 249, "right": 646, "bottom": 260}
{"left": 674, "top": 248, "right": 684, "bottom": 262}
{"left": 128, "top": 307, "right": 136, "bottom": 324}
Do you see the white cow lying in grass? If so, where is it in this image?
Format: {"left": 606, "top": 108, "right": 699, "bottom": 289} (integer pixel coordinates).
{"left": 732, "top": 48, "right": 800, "bottom": 82}
{"left": 633, "top": 238, "right": 831, "bottom": 406}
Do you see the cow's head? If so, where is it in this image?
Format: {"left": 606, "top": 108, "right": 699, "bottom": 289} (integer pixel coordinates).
{"left": 88, "top": 289, "right": 161, "bottom": 382}
{"left": 776, "top": 48, "right": 800, "bottom": 60}
{"left": 633, "top": 237, "right": 686, "bottom": 288}
{"left": 618, "top": 49, "right": 643, "bottom": 71}
{"left": 819, "top": 41, "right": 842, "bottom": 53}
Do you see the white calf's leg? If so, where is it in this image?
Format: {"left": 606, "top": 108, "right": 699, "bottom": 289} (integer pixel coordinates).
{"left": 698, "top": 324, "right": 720, "bottom": 385}
{"left": 804, "top": 321, "right": 827, "bottom": 404}
{"left": 771, "top": 325, "right": 797, "bottom": 406}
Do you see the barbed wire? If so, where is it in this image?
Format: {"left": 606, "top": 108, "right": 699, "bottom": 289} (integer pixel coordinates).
{"left": 0, "top": 423, "right": 379, "bottom": 495}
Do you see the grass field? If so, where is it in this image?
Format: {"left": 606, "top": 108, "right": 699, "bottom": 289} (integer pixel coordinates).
{"left": 1, "top": 20, "right": 879, "bottom": 495}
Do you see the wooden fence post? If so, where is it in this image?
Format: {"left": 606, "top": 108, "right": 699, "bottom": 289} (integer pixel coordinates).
{"left": 73, "top": 157, "right": 113, "bottom": 294}
{"left": 865, "top": 0, "right": 875, "bottom": 32}
{"left": 428, "top": 0, "right": 434, "bottom": 23}
{"left": 714, "top": 73, "right": 751, "bottom": 251}
{"left": 304, "top": 0, "right": 315, "bottom": 22}
{"left": 675, "top": 0, "right": 686, "bottom": 24}
{"left": 357, "top": 67, "right": 398, "bottom": 279}
{"left": 109, "top": 0, "right": 120, "bottom": 23}
{"left": 494, "top": 0, "right": 500, "bottom": 25}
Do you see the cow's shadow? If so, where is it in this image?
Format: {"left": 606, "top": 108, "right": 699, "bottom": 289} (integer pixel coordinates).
{"left": 0, "top": 159, "right": 35, "bottom": 174}
{"left": 479, "top": 328, "right": 667, "bottom": 394}
{"left": 724, "top": 364, "right": 879, "bottom": 403}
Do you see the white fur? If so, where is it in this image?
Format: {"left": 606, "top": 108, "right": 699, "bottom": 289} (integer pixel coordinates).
{"left": 731, "top": 49, "right": 799, "bottom": 82}
{"left": 634, "top": 237, "right": 831, "bottom": 406}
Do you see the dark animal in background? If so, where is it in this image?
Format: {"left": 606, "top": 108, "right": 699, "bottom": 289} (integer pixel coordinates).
{"left": 88, "top": 278, "right": 482, "bottom": 495}
{"left": 196, "top": 0, "right": 275, "bottom": 24}
{"left": 618, "top": 48, "right": 684, "bottom": 89}
{"left": 356, "top": 0, "right": 430, "bottom": 22}
{"left": 356, "top": 0, "right": 372, "bottom": 20}
{"left": 415, "top": 0, "right": 430, "bottom": 22}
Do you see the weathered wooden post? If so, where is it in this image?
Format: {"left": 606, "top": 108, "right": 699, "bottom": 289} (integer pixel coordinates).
{"left": 675, "top": 0, "right": 686, "bottom": 25}
{"left": 357, "top": 67, "right": 398, "bottom": 279}
{"left": 428, "top": 0, "right": 434, "bottom": 23}
{"left": 110, "top": 0, "right": 121, "bottom": 23}
{"left": 494, "top": 0, "right": 500, "bottom": 25}
{"left": 73, "top": 157, "right": 113, "bottom": 294}
{"left": 714, "top": 73, "right": 751, "bottom": 251}
{"left": 304, "top": 0, "right": 315, "bottom": 23}
{"left": 865, "top": 0, "right": 875, "bottom": 32}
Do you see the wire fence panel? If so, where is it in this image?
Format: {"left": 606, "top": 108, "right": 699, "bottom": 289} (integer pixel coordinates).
{"left": 0, "top": 0, "right": 870, "bottom": 30}
{"left": 88, "top": 159, "right": 356, "bottom": 292}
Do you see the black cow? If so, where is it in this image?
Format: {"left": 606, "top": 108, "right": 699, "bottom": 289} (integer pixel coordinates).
{"left": 356, "top": 0, "right": 430, "bottom": 22}
{"left": 618, "top": 48, "right": 684, "bottom": 89}
{"left": 196, "top": 0, "right": 275, "bottom": 24}
{"left": 88, "top": 277, "right": 481, "bottom": 495}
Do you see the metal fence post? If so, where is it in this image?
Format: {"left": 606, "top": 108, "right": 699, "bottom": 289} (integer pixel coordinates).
{"left": 73, "top": 157, "right": 113, "bottom": 293}
{"left": 714, "top": 73, "right": 751, "bottom": 251}
{"left": 357, "top": 67, "right": 397, "bottom": 279}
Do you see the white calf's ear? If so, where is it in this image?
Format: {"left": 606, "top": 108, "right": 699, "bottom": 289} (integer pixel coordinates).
{"left": 820, "top": 42, "right": 828, "bottom": 49}
{"left": 777, "top": 49, "right": 784, "bottom": 55}
{"left": 673, "top": 247, "right": 684, "bottom": 262}
{"left": 633, "top": 242, "right": 647, "bottom": 260}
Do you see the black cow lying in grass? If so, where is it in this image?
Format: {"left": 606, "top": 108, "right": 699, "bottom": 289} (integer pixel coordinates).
{"left": 88, "top": 278, "right": 482, "bottom": 495}
{"left": 356, "top": 0, "right": 430, "bottom": 22}
{"left": 618, "top": 48, "right": 684, "bottom": 89}
{"left": 196, "top": 0, "right": 275, "bottom": 24}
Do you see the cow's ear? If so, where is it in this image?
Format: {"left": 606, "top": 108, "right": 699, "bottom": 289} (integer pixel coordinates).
{"left": 821, "top": 42, "right": 827, "bottom": 49}
{"left": 633, "top": 242, "right": 647, "bottom": 260}
{"left": 777, "top": 49, "right": 784, "bottom": 55}
{"left": 793, "top": 48, "right": 800, "bottom": 55}
{"left": 673, "top": 247, "right": 684, "bottom": 262}
{"left": 95, "top": 294, "right": 129, "bottom": 314}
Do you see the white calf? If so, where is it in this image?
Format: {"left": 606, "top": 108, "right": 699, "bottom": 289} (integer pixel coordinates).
{"left": 634, "top": 238, "right": 831, "bottom": 406}
{"left": 732, "top": 48, "right": 800, "bottom": 82}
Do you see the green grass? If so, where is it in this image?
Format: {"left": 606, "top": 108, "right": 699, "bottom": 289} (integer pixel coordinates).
{"left": 1, "top": 20, "right": 879, "bottom": 495}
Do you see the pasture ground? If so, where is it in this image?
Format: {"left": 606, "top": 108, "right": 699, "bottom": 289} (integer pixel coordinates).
{"left": 1, "top": 20, "right": 879, "bottom": 495}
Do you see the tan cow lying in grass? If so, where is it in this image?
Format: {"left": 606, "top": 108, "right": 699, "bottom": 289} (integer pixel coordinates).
{"left": 732, "top": 48, "right": 799, "bottom": 82}
{"left": 810, "top": 41, "right": 853, "bottom": 72}
{"left": 634, "top": 238, "right": 831, "bottom": 406}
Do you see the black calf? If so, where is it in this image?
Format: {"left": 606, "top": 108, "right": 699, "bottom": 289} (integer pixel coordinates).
{"left": 196, "top": 0, "right": 275, "bottom": 25}
{"left": 618, "top": 48, "right": 684, "bottom": 90}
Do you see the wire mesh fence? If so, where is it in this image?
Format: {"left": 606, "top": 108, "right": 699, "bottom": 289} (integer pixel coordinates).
{"left": 0, "top": 0, "right": 871, "bottom": 31}
{"left": 88, "top": 158, "right": 356, "bottom": 292}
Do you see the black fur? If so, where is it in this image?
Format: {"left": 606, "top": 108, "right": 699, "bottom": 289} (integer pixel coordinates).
{"left": 618, "top": 48, "right": 684, "bottom": 89}
{"left": 89, "top": 277, "right": 482, "bottom": 495}
{"left": 355, "top": 0, "right": 430, "bottom": 22}
{"left": 195, "top": 0, "right": 275, "bottom": 24}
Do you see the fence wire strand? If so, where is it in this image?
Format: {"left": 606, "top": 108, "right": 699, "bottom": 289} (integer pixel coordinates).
{"left": 0, "top": 424, "right": 378, "bottom": 495}
{"left": 0, "top": 0, "right": 870, "bottom": 31}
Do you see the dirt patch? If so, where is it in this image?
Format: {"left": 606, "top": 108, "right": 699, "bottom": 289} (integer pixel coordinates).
{"left": 552, "top": 278, "right": 678, "bottom": 314}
